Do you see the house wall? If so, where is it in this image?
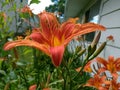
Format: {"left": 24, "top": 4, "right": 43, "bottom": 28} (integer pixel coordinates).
{"left": 98, "top": 0, "right": 120, "bottom": 58}
{"left": 0, "top": 0, "right": 28, "bottom": 33}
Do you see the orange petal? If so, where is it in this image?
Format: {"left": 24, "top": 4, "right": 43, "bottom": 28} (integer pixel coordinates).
{"left": 95, "top": 57, "right": 108, "bottom": 67}
{"left": 106, "top": 35, "right": 114, "bottom": 41}
{"left": 38, "top": 11, "right": 59, "bottom": 39}
{"left": 108, "top": 56, "right": 114, "bottom": 62}
{"left": 75, "top": 67, "right": 82, "bottom": 72}
{"left": 64, "top": 23, "right": 106, "bottom": 45}
{"left": 30, "top": 32, "right": 49, "bottom": 44}
{"left": 29, "top": 84, "right": 37, "bottom": 90}
{"left": 114, "top": 58, "right": 120, "bottom": 64}
{"left": 61, "top": 22, "right": 76, "bottom": 39}
{"left": 4, "top": 40, "right": 50, "bottom": 55}
{"left": 50, "top": 45, "right": 65, "bottom": 67}
{"left": 30, "top": 32, "right": 43, "bottom": 43}
{"left": 84, "top": 61, "right": 93, "bottom": 72}
{"left": 20, "top": 5, "right": 32, "bottom": 15}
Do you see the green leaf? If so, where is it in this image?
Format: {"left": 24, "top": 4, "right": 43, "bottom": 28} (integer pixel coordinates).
{"left": 10, "top": 80, "right": 17, "bottom": 83}
{"left": 0, "top": 70, "right": 6, "bottom": 76}
{"left": 9, "top": 71, "right": 17, "bottom": 79}
{"left": 29, "top": 0, "right": 40, "bottom": 5}
{"left": 0, "top": 60, "right": 3, "bottom": 68}
{"left": 49, "top": 79, "right": 64, "bottom": 86}
{"left": 16, "top": 62, "right": 25, "bottom": 66}
{"left": 89, "top": 42, "right": 106, "bottom": 60}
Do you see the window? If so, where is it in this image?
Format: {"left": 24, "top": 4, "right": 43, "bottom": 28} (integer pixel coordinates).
{"left": 85, "top": 0, "right": 101, "bottom": 41}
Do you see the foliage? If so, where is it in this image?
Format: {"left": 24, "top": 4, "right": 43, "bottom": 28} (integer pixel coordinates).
{"left": 45, "top": 0, "right": 65, "bottom": 17}
{"left": 29, "top": 0, "right": 41, "bottom": 5}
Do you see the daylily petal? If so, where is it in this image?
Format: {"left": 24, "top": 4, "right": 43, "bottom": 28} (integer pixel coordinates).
{"left": 95, "top": 56, "right": 120, "bottom": 73}
{"left": 61, "top": 22, "right": 76, "bottom": 39}
{"left": 108, "top": 56, "right": 114, "bottom": 62}
{"left": 64, "top": 23, "right": 106, "bottom": 45}
{"left": 114, "top": 58, "right": 120, "bottom": 64}
{"left": 75, "top": 23, "right": 105, "bottom": 36}
{"left": 50, "top": 45, "right": 65, "bottom": 67}
{"left": 67, "top": 17, "right": 79, "bottom": 23}
{"left": 38, "top": 11, "right": 60, "bottom": 39}
{"left": 85, "top": 74, "right": 108, "bottom": 89}
{"left": 30, "top": 32, "right": 49, "bottom": 45}
{"left": 106, "top": 35, "right": 114, "bottom": 41}
{"left": 30, "top": 32, "right": 44, "bottom": 43}
{"left": 84, "top": 61, "right": 93, "bottom": 72}
{"left": 29, "top": 84, "right": 37, "bottom": 90}
{"left": 95, "top": 57, "right": 108, "bottom": 67}
{"left": 4, "top": 40, "right": 50, "bottom": 55}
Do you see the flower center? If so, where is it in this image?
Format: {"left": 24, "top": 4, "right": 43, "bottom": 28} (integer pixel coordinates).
{"left": 53, "top": 37, "right": 61, "bottom": 46}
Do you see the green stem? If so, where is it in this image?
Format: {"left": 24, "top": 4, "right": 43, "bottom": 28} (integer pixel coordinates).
{"left": 62, "top": 60, "right": 72, "bottom": 90}
{"left": 20, "top": 71, "right": 29, "bottom": 90}
{"left": 61, "top": 68, "right": 66, "bottom": 90}
{"left": 73, "top": 55, "right": 89, "bottom": 80}
{"left": 32, "top": 48, "right": 41, "bottom": 89}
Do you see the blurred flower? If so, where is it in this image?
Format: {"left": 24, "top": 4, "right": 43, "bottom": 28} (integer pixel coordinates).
{"left": 4, "top": 11, "right": 105, "bottom": 67}
{"left": 84, "top": 61, "right": 93, "bottom": 73}
{"left": 16, "top": 36, "right": 24, "bottom": 40}
{"left": 0, "top": 57, "right": 6, "bottom": 61}
{"left": 94, "top": 56, "right": 120, "bottom": 74}
{"left": 109, "top": 74, "right": 120, "bottom": 90}
{"left": 106, "top": 35, "right": 114, "bottom": 42}
{"left": 19, "top": 5, "right": 32, "bottom": 16}
{"left": 75, "top": 67, "right": 82, "bottom": 72}
{"left": 29, "top": 84, "right": 37, "bottom": 90}
{"left": 74, "top": 36, "right": 84, "bottom": 41}
{"left": 85, "top": 74, "right": 110, "bottom": 90}
{"left": 0, "top": 12, "right": 7, "bottom": 20}
{"left": 24, "top": 29, "right": 31, "bottom": 36}
{"left": 76, "top": 61, "right": 92, "bottom": 73}
{"left": 43, "top": 88, "right": 50, "bottom": 90}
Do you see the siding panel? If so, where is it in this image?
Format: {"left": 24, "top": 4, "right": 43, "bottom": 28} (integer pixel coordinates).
{"left": 100, "top": 10, "right": 120, "bottom": 27}
{"left": 101, "top": 0, "right": 120, "bottom": 15}
{"left": 99, "top": 0, "right": 120, "bottom": 58}
{"left": 99, "top": 45, "right": 120, "bottom": 58}
{"left": 100, "top": 28, "right": 120, "bottom": 49}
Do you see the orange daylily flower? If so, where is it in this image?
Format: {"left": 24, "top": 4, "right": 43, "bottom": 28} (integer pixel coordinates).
{"left": 4, "top": 11, "right": 105, "bottom": 67}
{"left": 76, "top": 61, "right": 93, "bottom": 73}
{"left": 95, "top": 56, "right": 120, "bottom": 73}
{"left": 19, "top": 5, "right": 32, "bottom": 16}
{"left": 110, "top": 80, "right": 120, "bottom": 90}
{"left": 84, "top": 61, "right": 93, "bottom": 72}
{"left": 85, "top": 74, "right": 110, "bottom": 90}
{"left": 0, "top": 12, "right": 7, "bottom": 20}
{"left": 106, "top": 35, "right": 114, "bottom": 41}
{"left": 109, "top": 74, "right": 120, "bottom": 90}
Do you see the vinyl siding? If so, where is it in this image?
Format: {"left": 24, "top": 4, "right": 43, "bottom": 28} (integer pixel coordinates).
{"left": 99, "top": 0, "right": 120, "bottom": 58}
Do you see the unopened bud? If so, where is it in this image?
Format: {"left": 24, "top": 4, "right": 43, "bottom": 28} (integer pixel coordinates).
{"left": 89, "top": 42, "right": 106, "bottom": 60}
